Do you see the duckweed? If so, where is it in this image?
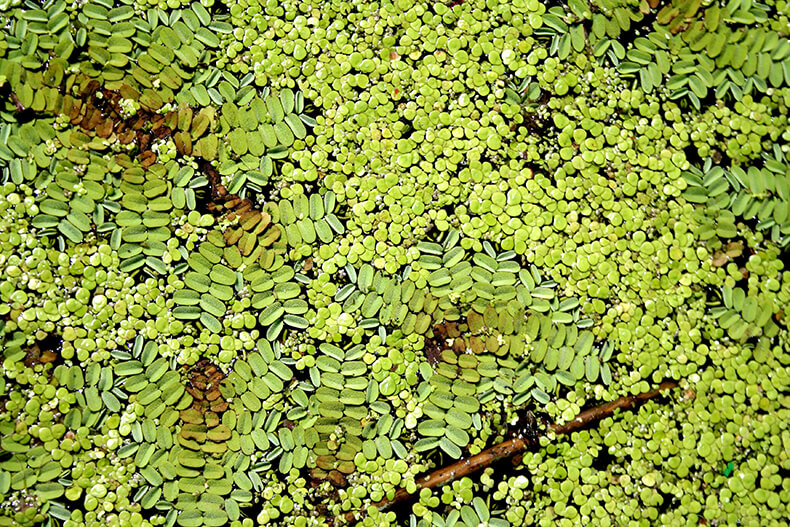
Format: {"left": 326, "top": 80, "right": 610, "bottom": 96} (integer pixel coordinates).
{"left": 1, "top": 0, "right": 790, "bottom": 525}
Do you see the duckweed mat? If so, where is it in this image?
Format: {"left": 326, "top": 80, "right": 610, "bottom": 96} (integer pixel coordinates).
{"left": 1, "top": 0, "right": 790, "bottom": 526}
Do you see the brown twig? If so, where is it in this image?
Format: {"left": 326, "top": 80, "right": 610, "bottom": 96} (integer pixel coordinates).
{"left": 340, "top": 380, "right": 678, "bottom": 525}
{"left": 9, "top": 92, "right": 25, "bottom": 113}
{"left": 549, "top": 380, "right": 678, "bottom": 435}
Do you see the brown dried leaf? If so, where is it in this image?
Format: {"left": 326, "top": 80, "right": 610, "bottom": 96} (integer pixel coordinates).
{"left": 336, "top": 461, "right": 356, "bottom": 474}
{"left": 118, "top": 130, "right": 136, "bottom": 145}
{"left": 210, "top": 400, "right": 229, "bottom": 413}
{"left": 316, "top": 455, "right": 336, "bottom": 470}
{"left": 711, "top": 251, "right": 728, "bottom": 267}
{"left": 186, "top": 386, "right": 204, "bottom": 400}
{"left": 241, "top": 211, "right": 262, "bottom": 231}
{"left": 327, "top": 470, "right": 347, "bottom": 487}
{"left": 96, "top": 118, "right": 114, "bottom": 138}
{"left": 174, "top": 131, "right": 192, "bottom": 156}
{"left": 724, "top": 241, "right": 743, "bottom": 258}
{"left": 140, "top": 151, "right": 157, "bottom": 168}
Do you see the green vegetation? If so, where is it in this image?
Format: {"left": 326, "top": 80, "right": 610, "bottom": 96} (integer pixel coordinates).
{"left": 0, "top": 0, "right": 789, "bottom": 526}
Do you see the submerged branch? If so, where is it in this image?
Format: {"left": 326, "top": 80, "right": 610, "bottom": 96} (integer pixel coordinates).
{"left": 341, "top": 380, "right": 679, "bottom": 525}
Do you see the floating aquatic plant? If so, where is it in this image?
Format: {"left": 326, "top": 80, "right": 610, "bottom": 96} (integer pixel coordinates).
{"left": 1, "top": 0, "right": 790, "bottom": 526}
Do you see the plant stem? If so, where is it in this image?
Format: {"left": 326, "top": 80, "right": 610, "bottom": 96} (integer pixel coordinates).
{"left": 340, "top": 380, "right": 678, "bottom": 525}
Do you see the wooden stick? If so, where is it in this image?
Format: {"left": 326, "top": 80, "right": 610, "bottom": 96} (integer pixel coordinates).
{"left": 340, "top": 380, "right": 678, "bottom": 525}
{"left": 549, "top": 380, "right": 678, "bottom": 436}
